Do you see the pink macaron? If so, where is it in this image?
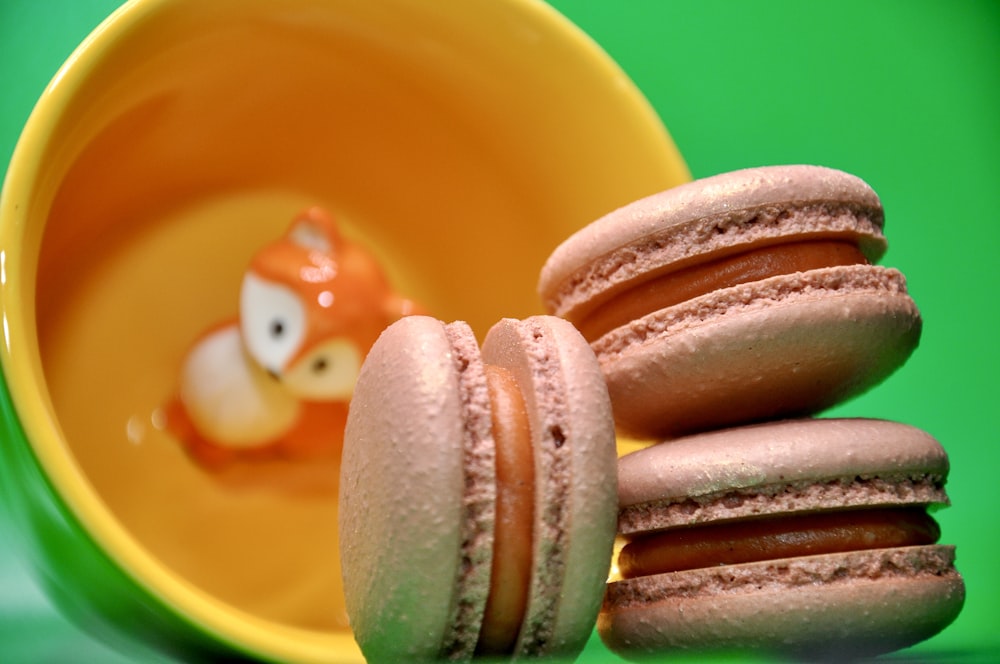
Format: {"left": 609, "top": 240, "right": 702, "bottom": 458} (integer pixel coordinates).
{"left": 599, "top": 418, "right": 965, "bottom": 659}
{"left": 338, "top": 315, "right": 618, "bottom": 661}
{"left": 538, "top": 165, "right": 921, "bottom": 440}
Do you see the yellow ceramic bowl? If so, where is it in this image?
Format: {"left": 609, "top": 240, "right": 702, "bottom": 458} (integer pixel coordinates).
{"left": 0, "top": 0, "right": 688, "bottom": 661}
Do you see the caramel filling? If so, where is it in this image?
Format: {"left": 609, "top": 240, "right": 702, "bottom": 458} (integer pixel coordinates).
{"left": 476, "top": 365, "right": 535, "bottom": 655}
{"left": 618, "top": 507, "right": 939, "bottom": 579}
{"left": 577, "top": 239, "right": 869, "bottom": 342}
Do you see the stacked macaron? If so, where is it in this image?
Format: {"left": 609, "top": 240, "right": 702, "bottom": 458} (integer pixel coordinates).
{"left": 339, "top": 165, "right": 963, "bottom": 662}
{"left": 538, "top": 165, "right": 964, "bottom": 658}
{"left": 539, "top": 165, "right": 920, "bottom": 440}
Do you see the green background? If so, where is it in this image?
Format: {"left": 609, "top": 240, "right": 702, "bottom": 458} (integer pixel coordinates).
{"left": 2, "top": 0, "right": 997, "bottom": 661}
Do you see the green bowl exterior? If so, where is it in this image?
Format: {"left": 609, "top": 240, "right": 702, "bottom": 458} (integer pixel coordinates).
{"left": 0, "top": 374, "right": 246, "bottom": 661}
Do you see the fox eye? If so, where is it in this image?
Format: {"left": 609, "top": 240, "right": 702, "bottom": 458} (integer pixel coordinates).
{"left": 241, "top": 274, "right": 306, "bottom": 372}
{"left": 312, "top": 357, "right": 328, "bottom": 373}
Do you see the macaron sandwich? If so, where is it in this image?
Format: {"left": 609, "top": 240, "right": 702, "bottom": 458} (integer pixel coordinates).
{"left": 338, "top": 315, "right": 618, "bottom": 661}
{"left": 339, "top": 165, "right": 963, "bottom": 661}
{"left": 601, "top": 418, "right": 963, "bottom": 658}
{"left": 538, "top": 165, "right": 921, "bottom": 440}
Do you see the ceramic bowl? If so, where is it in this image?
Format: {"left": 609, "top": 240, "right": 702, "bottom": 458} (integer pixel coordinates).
{"left": 0, "top": 0, "right": 688, "bottom": 660}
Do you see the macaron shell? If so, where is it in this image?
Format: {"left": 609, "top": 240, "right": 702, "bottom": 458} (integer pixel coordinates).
{"left": 599, "top": 545, "right": 965, "bottom": 659}
{"left": 481, "top": 316, "right": 618, "bottom": 658}
{"left": 539, "top": 165, "right": 887, "bottom": 322}
{"left": 339, "top": 317, "right": 495, "bottom": 661}
{"left": 617, "top": 418, "right": 949, "bottom": 534}
{"left": 595, "top": 264, "right": 920, "bottom": 439}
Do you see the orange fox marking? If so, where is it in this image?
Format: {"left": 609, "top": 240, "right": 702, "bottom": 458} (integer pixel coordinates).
{"left": 166, "top": 207, "right": 421, "bottom": 481}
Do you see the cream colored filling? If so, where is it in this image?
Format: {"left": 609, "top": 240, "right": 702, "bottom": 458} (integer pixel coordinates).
{"left": 476, "top": 365, "right": 535, "bottom": 655}
{"left": 617, "top": 507, "right": 939, "bottom": 579}
{"left": 576, "top": 239, "right": 868, "bottom": 342}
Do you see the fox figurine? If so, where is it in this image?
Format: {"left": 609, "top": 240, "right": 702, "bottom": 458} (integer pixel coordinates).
{"left": 167, "top": 207, "right": 420, "bottom": 471}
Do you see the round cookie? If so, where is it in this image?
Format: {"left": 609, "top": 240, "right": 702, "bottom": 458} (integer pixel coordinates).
{"left": 599, "top": 418, "right": 965, "bottom": 659}
{"left": 338, "top": 315, "right": 618, "bottom": 662}
{"left": 538, "top": 165, "right": 921, "bottom": 439}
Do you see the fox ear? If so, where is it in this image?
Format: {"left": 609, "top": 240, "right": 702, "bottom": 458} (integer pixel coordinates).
{"left": 383, "top": 293, "right": 425, "bottom": 321}
{"left": 287, "top": 207, "right": 341, "bottom": 253}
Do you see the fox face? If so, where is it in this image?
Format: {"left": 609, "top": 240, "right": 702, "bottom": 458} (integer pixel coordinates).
{"left": 168, "top": 206, "right": 422, "bottom": 470}
{"left": 240, "top": 272, "right": 362, "bottom": 400}
{"left": 239, "top": 207, "right": 411, "bottom": 401}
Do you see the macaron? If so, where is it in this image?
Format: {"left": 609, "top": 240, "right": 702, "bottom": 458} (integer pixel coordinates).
{"left": 538, "top": 165, "right": 922, "bottom": 439}
{"left": 338, "top": 315, "right": 618, "bottom": 661}
{"left": 599, "top": 418, "right": 965, "bottom": 659}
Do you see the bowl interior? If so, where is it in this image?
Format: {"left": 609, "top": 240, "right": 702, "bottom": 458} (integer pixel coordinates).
{"left": 5, "top": 0, "right": 687, "bottom": 659}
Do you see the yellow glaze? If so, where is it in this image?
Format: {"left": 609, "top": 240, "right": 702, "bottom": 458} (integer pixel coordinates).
{"left": 0, "top": 0, "right": 688, "bottom": 661}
